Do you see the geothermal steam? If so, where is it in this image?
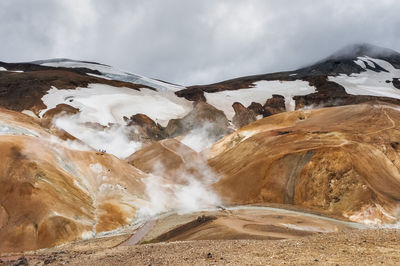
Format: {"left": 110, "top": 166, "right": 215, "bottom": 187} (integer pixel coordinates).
{"left": 138, "top": 156, "right": 221, "bottom": 217}
{"left": 181, "top": 122, "right": 225, "bottom": 152}
{"left": 54, "top": 113, "right": 142, "bottom": 159}
{"left": 53, "top": 113, "right": 222, "bottom": 218}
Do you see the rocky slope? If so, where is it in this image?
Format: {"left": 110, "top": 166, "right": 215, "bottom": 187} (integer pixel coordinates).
{"left": 208, "top": 102, "right": 400, "bottom": 224}
{"left": 0, "top": 107, "right": 150, "bottom": 253}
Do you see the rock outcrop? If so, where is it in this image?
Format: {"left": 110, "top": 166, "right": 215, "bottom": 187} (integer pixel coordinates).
{"left": 232, "top": 102, "right": 257, "bottom": 128}
{"left": 263, "top": 95, "right": 286, "bottom": 116}
{"left": 127, "top": 138, "right": 200, "bottom": 182}
{"left": 165, "top": 101, "right": 232, "bottom": 139}
{"left": 124, "top": 113, "right": 167, "bottom": 142}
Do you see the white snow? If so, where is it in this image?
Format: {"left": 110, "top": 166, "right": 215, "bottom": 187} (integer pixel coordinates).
{"left": 41, "top": 60, "right": 127, "bottom": 75}
{"left": 40, "top": 83, "right": 193, "bottom": 127}
{"left": 329, "top": 56, "right": 400, "bottom": 99}
{"left": 364, "top": 59, "right": 375, "bottom": 68}
{"left": 239, "top": 129, "right": 261, "bottom": 142}
{"left": 354, "top": 59, "right": 366, "bottom": 69}
{"left": 21, "top": 110, "right": 38, "bottom": 118}
{"left": 0, "top": 67, "right": 23, "bottom": 73}
{"left": 38, "top": 59, "right": 184, "bottom": 92}
{"left": 86, "top": 73, "right": 112, "bottom": 80}
{"left": 40, "top": 83, "right": 192, "bottom": 159}
{"left": 204, "top": 80, "right": 316, "bottom": 120}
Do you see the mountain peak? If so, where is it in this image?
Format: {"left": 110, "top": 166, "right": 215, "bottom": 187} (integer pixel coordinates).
{"left": 328, "top": 43, "right": 400, "bottom": 60}
{"left": 296, "top": 43, "right": 400, "bottom": 76}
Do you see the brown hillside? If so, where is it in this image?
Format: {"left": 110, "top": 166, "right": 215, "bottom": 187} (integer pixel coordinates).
{"left": 209, "top": 102, "right": 400, "bottom": 224}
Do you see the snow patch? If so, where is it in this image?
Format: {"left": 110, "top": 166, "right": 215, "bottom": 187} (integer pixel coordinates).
{"left": 239, "top": 129, "right": 260, "bottom": 142}
{"left": 39, "top": 59, "right": 184, "bottom": 92}
{"left": 354, "top": 59, "right": 367, "bottom": 69}
{"left": 0, "top": 67, "right": 6, "bottom": 71}
{"left": 329, "top": 56, "right": 400, "bottom": 99}
{"left": 21, "top": 110, "right": 38, "bottom": 118}
{"left": 40, "top": 84, "right": 192, "bottom": 127}
{"left": 204, "top": 80, "right": 316, "bottom": 120}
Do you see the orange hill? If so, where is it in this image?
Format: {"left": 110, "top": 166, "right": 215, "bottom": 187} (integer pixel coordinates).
{"left": 208, "top": 102, "right": 400, "bottom": 224}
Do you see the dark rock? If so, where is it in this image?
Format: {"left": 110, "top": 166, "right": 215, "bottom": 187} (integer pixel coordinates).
{"left": 44, "top": 257, "right": 56, "bottom": 265}
{"left": 247, "top": 102, "right": 264, "bottom": 115}
{"left": 263, "top": 95, "right": 286, "bottom": 116}
{"left": 42, "top": 103, "right": 79, "bottom": 119}
{"left": 391, "top": 142, "right": 399, "bottom": 150}
{"left": 393, "top": 78, "right": 400, "bottom": 89}
{"left": 175, "top": 87, "right": 206, "bottom": 102}
{"left": 277, "top": 131, "right": 292, "bottom": 135}
{"left": 232, "top": 102, "right": 256, "bottom": 128}
{"left": 125, "top": 113, "right": 167, "bottom": 141}
{"left": 41, "top": 103, "right": 80, "bottom": 130}
{"left": 165, "top": 101, "right": 232, "bottom": 139}
{"left": 12, "top": 257, "right": 28, "bottom": 266}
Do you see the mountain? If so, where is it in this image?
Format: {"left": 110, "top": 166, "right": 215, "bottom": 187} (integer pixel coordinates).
{"left": 1, "top": 43, "right": 400, "bottom": 254}
{"left": 178, "top": 43, "right": 400, "bottom": 119}
{"left": 209, "top": 102, "right": 400, "bottom": 224}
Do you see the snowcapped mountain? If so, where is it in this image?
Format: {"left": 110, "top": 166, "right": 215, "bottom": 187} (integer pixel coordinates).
{"left": 1, "top": 43, "right": 400, "bottom": 253}
{"left": 180, "top": 43, "right": 400, "bottom": 117}
{"left": 1, "top": 43, "right": 399, "bottom": 156}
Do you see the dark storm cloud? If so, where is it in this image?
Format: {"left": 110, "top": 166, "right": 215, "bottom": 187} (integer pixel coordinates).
{"left": 0, "top": 0, "right": 399, "bottom": 85}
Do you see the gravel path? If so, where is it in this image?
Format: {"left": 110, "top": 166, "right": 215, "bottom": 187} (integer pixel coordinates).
{"left": 8, "top": 228, "right": 399, "bottom": 265}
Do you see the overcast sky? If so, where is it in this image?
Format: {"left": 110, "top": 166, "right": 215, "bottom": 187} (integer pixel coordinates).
{"left": 0, "top": 0, "right": 399, "bottom": 85}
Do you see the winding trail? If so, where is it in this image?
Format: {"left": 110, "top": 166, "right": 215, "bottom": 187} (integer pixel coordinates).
{"left": 365, "top": 108, "right": 396, "bottom": 136}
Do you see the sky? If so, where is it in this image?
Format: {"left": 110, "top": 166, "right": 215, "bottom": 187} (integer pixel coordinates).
{"left": 0, "top": 0, "right": 399, "bottom": 85}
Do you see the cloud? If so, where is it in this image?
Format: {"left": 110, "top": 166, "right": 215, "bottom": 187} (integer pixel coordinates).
{"left": 0, "top": 0, "right": 399, "bottom": 84}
